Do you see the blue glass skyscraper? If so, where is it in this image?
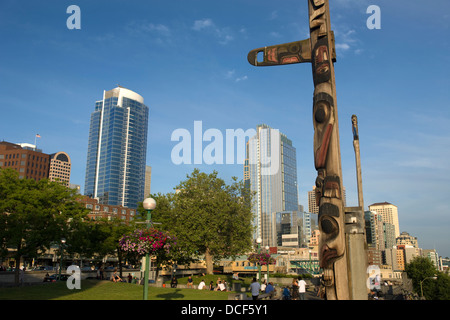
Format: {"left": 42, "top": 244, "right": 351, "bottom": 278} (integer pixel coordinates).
{"left": 245, "top": 124, "right": 299, "bottom": 247}
{"left": 84, "top": 86, "right": 149, "bottom": 209}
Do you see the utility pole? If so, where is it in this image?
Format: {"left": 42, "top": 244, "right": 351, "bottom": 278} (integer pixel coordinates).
{"left": 247, "top": 0, "right": 366, "bottom": 299}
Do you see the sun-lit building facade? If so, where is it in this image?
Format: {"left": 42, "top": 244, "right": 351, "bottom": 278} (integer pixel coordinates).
{"left": 84, "top": 86, "right": 149, "bottom": 209}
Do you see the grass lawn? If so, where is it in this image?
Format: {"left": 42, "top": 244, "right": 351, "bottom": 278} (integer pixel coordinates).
{"left": 0, "top": 279, "right": 244, "bottom": 300}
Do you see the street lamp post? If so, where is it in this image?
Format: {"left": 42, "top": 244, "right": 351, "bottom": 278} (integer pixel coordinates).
{"left": 308, "top": 249, "right": 312, "bottom": 274}
{"left": 420, "top": 276, "right": 437, "bottom": 299}
{"left": 58, "top": 238, "right": 66, "bottom": 281}
{"left": 265, "top": 246, "right": 270, "bottom": 284}
{"left": 142, "top": 197, "right": 156, "bottom": 300}
{"left": 257, "top": 238, "right": 262, "bottom": 284}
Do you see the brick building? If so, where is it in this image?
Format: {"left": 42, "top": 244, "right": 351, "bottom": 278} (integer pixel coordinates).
{"left": 0, "top": 141, "right": 50, "bottom": 181}
{"left": 78, "top": 196, "right": 137, "bottom": 222}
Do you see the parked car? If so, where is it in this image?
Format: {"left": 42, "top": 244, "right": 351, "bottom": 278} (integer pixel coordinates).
{"left": 43, "top": 273, "right": 69, "bottom": 282}
{"left": 34, "top": 266, "right": 55, "bottom": 271}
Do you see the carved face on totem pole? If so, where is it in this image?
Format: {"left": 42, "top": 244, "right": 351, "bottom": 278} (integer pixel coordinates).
{"left": 351, "top": 114, "right": 359, "bottom": 140}
{"left": 310, "top": 0, "right": 347, "bottom": 299}
{"left": 313, "top": 90, "right": 346, "bottom": 294}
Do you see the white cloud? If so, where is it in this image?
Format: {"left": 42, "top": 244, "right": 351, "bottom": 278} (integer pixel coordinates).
{"left": 335, "top": 43, "right": 350, "bottom": 51}
{"left": 225, "top": 70, "right": 247, "bottom": 82}
{"left": 192, "top": 18, "right": 214, "bottom": 31}
{"left": 125, "top": 20, "right": 171, "bottom": 40}
{"left": 192, "top": 18, "right": 234, "bottom": 45}
{"left": 333, "top": 27, "right": 360, "bottom": 55}
{"left": 235, "top": 75, "right": 248, "bottom": 82}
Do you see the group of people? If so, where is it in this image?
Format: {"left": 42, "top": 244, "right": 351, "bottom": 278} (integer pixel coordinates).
{"left": 249, "top": 277, "right": 308, "bottom": 300}
{"left": 110, "top": 269, "right": 139, "bottom": 284}
{"left": 170, "top": 276, "right": 230, "bottom": 292}
{"left": 288, "top": 278, "right": 307, "bottom": 300}
{"left": 201, "top": 278, "right": 229, "bottom": 291}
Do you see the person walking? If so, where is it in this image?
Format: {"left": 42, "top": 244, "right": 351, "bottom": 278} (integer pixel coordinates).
{"left": 292, "top": 278, "right": 299, "bottom": 300}
{"left": 250, "top": 277, "right": 261, "bottom": 300}
{"left": 298, "top": 278, "right": 307, "bottom": 300}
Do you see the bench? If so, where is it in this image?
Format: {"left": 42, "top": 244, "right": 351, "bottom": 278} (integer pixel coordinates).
{"left": 258, "top": 292, "right": 274, "bottom": 300}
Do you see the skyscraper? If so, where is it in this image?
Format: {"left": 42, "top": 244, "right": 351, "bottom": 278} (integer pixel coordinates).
{"left": 245, "top": 124, "right": 299, "bottom": 247}
{"left": 84, "top": 86, "right": 149, "bottom": 209}
{"left": 368, "top": 202, "right": 400, "bottom": 238}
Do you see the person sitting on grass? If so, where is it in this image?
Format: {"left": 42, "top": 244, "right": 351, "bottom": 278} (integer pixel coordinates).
{"left": 198, "top": 279, "right": 206, "bottom": 290}
{"left": 282, "top": 286, "right": 292, "bottom": 300}
{"left": 171, "top": 276, "right": 178, "bottom": 288}
{"left": 187, "top": 276, "right": 194, "bottom": 288}
{"left": 215, "top": 280, "right": 226, "bottom": 291}
{"left": 111, "top": 268, "right": 122, "bottom": 282}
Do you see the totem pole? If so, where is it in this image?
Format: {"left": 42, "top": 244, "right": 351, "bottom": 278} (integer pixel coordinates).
{"left": 248, "top": 0, "right": 350, "bottom": 299}
{"left": 346, "top": 114, "right": 368, "bottom": 300}
{"left": 352, "top": 115, "right": 364, "bottom": 210}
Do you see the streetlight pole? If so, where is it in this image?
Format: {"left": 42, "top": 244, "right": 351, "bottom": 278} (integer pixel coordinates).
{"left": 265, "top": 246, "right": 270, "bottom": 284}
{"left": 58, "top": 238, "right": 66, "bottom": 281}
{"left": 420, "top": 276, "right": 437, "bottom": 299}
{"left": 142, "top": 198, "right": 156, "bottom": 300}
{"left": 257, "top": 237, "right": 262, "bottom": 284}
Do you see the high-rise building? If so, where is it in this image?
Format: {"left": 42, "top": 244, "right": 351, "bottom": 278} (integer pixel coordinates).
{"left": 396, "top": 231, "right": 419, "bottom": 248}
{"left": 368, "top": 202, "right": 400, "bottom": 238}
{"left": 84, "top": 86, "right": 149, "bottom": 209}
{"left": 308, "top": 186, "right": 319, "bottom": 215}
{"left": 244, "top": 124, "right": 299, "bottom": 247}
{"left": 144, "top": 165, "right": 152, "bottom": 198}
{"left": 49, "top": 151, "right": 71, "bottom": 187}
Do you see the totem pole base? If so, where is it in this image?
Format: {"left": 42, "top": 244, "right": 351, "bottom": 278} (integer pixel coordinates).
{"left": 345, "top": 207, "right": 368, "bottom": 300}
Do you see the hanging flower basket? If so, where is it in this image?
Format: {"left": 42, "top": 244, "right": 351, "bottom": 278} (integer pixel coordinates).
{"left": 119, "top": 228, "right": 177, "bottom": 257}
{"left": 247, "top": 252, "right": 276, "bottom": 266}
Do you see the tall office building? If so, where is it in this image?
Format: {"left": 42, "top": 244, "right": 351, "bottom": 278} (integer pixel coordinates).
{"left": 244, "top": 124, "right": 299, "bottom": 247}
{"left": 144, "top": 165, "right": 152, "bottom": 198}
{"left": 308, "top": 186, "right": 319, "bottom": 214}
{"left": 84, "top": 86, "right": 149, "bottom": 209}
{"left": 49, "top": 151, "right": 71, "bottom": 187}
{"left": 368, "top": 202, "right": 400, "bottom": 238}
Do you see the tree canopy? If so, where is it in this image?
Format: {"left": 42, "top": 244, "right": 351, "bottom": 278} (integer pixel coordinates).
{"left": 405, "top": 256, "right": 450, "bottom": 300}
{"left": 0, "top": 168, "right": 88, "bottom": 283}
{"left": 149, "top": 169, "right": 254, "bottom": 274}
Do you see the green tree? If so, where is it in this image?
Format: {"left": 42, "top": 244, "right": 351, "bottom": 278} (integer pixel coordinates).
{"left": 405, "top": 256, "right": 438, "bottom": 299}
{"left": 0, "top": 168, "right": 87, "bottom": 284}
{"left": 89, "top": 218, "right": 135, "bottom": 276}
{"left": 151, "top": 169, "right": 253, "bottom": 274}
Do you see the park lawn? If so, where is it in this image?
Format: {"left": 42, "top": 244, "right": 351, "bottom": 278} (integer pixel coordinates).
{"left": 0, "top": 280, "right": 236, "bottom": 300}
{"left": 173, "top": 274, "right": 251, "bottom": 287}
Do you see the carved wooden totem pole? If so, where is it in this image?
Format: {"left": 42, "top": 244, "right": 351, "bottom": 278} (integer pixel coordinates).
{"left": 248, "top": 0, "right": 350, "bottom": 299}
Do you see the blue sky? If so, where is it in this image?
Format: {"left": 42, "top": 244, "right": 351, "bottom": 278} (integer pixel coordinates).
{"left": 1, "top": 0, "right": 449, "bottom": 257}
